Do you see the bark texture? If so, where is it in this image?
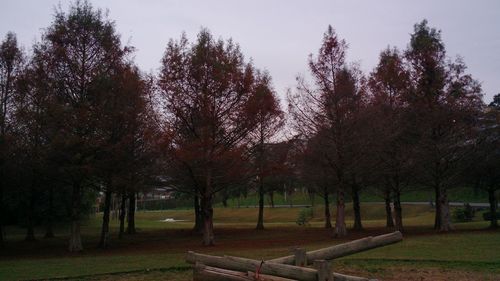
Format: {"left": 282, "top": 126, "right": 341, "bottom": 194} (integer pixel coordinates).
{"left": 323, "top": 188, "right": 332, "bottom": 229}
{"left": 334, "top": 188, "right": 347, "bottom": 237}
{"left": 25, "top": 186, "right": 36, "bottom": 241}
{"left": 98, "top": 190, "right": 112, "bottom": 248}
{"left": 68, "top": 183, "right": 83, "bottom": 252}
{"left": 488, "top": 188, "right": 498, "bottom": 229}
{"left": 119, "top": 193, "right": 126, "bottom": 238}
{"left": 384, "top": 188, "right": 394, "bottom": 228}
{"left": 44, "top": 186, "right": 55, "bottom": 238}
{"left": 352, "top": 185, "right": 362, "bottom": 231}
{"left": 201, "top": 193, "right": 215, "bottom": 246}
{"left": 256, "top": 178, "right": 265, "bottom": 230}
{"left": 193, "top": 194, "right": 203, "bottom": 234}
{"left": 393, "top": 190, "right": 403, "bottom": 232}
{"left": 127, "top": 191, "right": 136, "bottom": 234}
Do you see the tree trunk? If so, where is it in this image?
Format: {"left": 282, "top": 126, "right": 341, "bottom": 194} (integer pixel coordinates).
{"left": 201, "top": 193, "right": 215, "bottom": 246}
{"left": 127, "top": 191, "right": 136, "bottom": 234}
{"left": 111, "top": 196, "right": 118, "bottom": 220}
{"left": 323, "top": 187, "right": 332, "bottom": 229}
{"left": 222, "top": 192, "right": 228, "bottom": 208}
{"left": 488, "top": 187, "right": 498, "bottom": 229}
{"left": 119, "top": 193, "right": 126, "bottom": 239}
{"left": 68, "top": 183, "right": 83, "bottom": 252}
{"left": 438, "top": 185, "right": 453, "bottom": 232}
{"left": 25, "top": 185, "right": 36, "bottom": 241}
{"left": 256, "top": 178, "right": 265, "bottom": 230}
{"left": 45, "top": 186, "right": 55, "bottom": 238}
{"left": 434, "top": 185, "right": 441, "bottom": 230}
{"left": 393, "top": 190, "right": 403, "bottom": 232}
{"left": 308, "top": 190, "right": 315, "bottom": 207}
{"left": 269, "top": 191, "right": 275, "bottom": 208}
{"left": 98, "top": 190, "right": 112, "bottom": 248}
{"left": 384, "top": 188, "right": 394, "bottom": 228}
{"left": 352, "top": 185, "right": 362, "bottom": 231}
{"left": 0, "top": 182, "right": 4, "bottom": 247}
{"left": 334, "top": 188, "right": 347, "bottom": 237}
{"left": 193, "top": 194, "right": 203, "bottom": 234}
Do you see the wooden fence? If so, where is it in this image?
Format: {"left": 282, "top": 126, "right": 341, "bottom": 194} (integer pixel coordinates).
{"left": 186, "top": 231, "right": 403, "bottom": 281}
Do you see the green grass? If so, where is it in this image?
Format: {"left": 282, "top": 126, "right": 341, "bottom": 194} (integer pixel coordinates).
{"left": 360, "top": 186, "right": 489, "bottom": 203}
{"left": 0, "top": 254, "right": 190, "bottom": 280}
{"left": 1, "top": 203, "right": 499, "bottom": 281}
{"left": 214, "top": 186, "right": 490, "bottom": 209}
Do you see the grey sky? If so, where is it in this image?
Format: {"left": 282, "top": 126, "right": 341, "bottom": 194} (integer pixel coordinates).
{"left": 1, "top": 0, "right": 499, "bottom": 102}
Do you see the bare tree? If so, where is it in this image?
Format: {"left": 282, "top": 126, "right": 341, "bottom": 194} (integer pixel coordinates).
{"left": 32, "top": 1, "right": 130, "bottom": 251}
{"left": 246, "top": 71, "right": 284, "bottom": 230}
{"left": 159, "top": 30, "right": 277, "bottom": 245}
{"left": 466, "top": 98, "right": 500, "bottom": 228}
{"left": 0, "top": 32, "right": 23, "bottom": 245}
{"left": 405, "top": 20, "right": 483, "bottom": 232}
{"left": 368, "top": 47, "right": 413, "bottom": 232}
{"left": 288, "top": 26, "right": 367, "bottom": 237}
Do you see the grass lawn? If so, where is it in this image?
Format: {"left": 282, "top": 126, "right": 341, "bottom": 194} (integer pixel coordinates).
{"left": 212, "top": 186, "right": 490, "bottom": 208}
{"left": 0, "top": 203, "right": 499, "bottom": 281}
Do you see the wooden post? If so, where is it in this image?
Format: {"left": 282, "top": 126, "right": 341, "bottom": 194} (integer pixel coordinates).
{"left": 292, "top": 248, "right": 307, "bottom": 267}
{"left": 314, "top": 260, "right": 333, "bottom": 281}
{"left": 269, "top": 231, "right": 403, "bottom": 265}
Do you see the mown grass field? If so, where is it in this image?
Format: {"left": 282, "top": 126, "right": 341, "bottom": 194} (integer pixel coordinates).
{"left": 1, "top": 203, "right": 499, "bottom": 281}
{"left": 211, "top": 186, "right": 490, "bottom": 208}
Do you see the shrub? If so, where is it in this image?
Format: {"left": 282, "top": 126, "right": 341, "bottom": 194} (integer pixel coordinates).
{"left": 482, "top": 211, "right": 500, "bottom": 221}
{"left": 296, "top": 207, "right": 313, "bottom": 226}
{"left": 452, "top": 203, "right": 475, "bottom": 222}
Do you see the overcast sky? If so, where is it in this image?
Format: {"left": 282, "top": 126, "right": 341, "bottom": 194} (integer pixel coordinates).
{"left": 1, "top": 0, "right": 499, "bottom": 102}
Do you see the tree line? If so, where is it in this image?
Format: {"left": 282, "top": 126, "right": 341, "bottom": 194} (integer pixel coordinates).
{"left": 0, "top": 1, "right": 498, "bottom": 251}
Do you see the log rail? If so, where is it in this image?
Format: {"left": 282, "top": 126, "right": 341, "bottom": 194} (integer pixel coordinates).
{"left": 186, "top": 231, "right": 403, "bottom": 281}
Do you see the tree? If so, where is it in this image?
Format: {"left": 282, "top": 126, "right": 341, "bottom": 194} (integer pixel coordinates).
{"left": 32, "top": 1, "right": 130, "bottom": 251}
{"left": 288, "top": 26, "right": 367, "bottom": 237}
{"left": 489, "top": 93, "right": 500, "bottom": 108}
{"left": 95, "top": 64, "right": 148, "bottom": 248}
{"left": 14, "top": 45, "right": 55, "bottom": 241}
{"left": 121, "top": 74, "right": 160, "bottom": 236}
{"left": 0, "top": 32, "right": 23, "bottom": 245}
{"left": 263, "top": 140, "right": 296, "bottom": 209}
{"left": 159, "top": 30, "right": 273, "bottom": 245}
{"left": 246, "top": 71, "right": 284, "bottom": 230}
{"left": 368, "top": 47, "right": 413, "bottom": 232}
{"left": 301, "top": 132, "right": 334, "bottom": 228}
{"left": 466, "top": 100, "right": 500, "bottom": 228}
{"left": 405, "top": 20, "right": 482, "bottom": 232}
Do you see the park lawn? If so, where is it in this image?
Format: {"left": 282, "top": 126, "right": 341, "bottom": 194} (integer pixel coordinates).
{"left": 217, "top": 186, "right": 490, "bottom": 208}
{"left": 0, "top": 204, "right": 499, "bottom": 281}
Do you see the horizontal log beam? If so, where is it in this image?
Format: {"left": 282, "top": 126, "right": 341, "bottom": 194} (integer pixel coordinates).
{"left": 268, "top": 231, "right": 402, "bottom": 265}
{"left": 193, "top": 263, "right": 252, "bottom": 281}
{"left": 186, "top": 251, "right": 317, "bottom": 281}
{"left": 194, "top": 262, "right": 299, "bottom": 281}
{"left": 225, "top": 255, "right": 318, "bottom": 281}
{"left": 187, "top": 252, "right": 377, "bottom": 281}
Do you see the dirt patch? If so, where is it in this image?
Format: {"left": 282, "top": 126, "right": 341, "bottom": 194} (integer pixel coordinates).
{"left": 1, "top": 226, "right": 497, "bottom": 260}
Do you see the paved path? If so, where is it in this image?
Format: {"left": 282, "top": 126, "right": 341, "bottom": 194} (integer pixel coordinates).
{"left": 371, "top": 201, "right": 493, "bottom": 208}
